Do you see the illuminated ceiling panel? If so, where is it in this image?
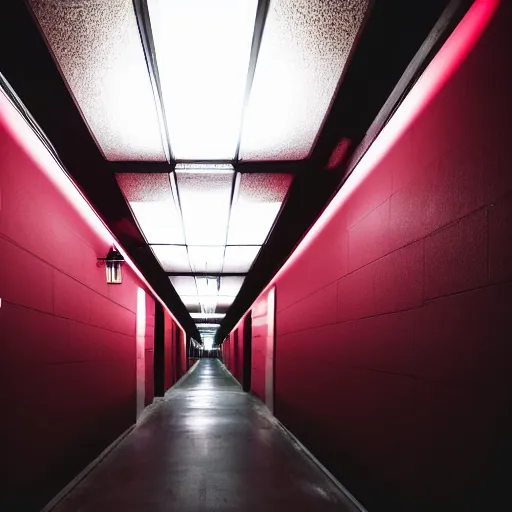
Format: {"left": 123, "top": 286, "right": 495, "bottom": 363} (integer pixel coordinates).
{"left": 181, "top": 295, "right": 235, "bottom": 307}
{"left": 148, "top": 0, "right": 258, "bottom": 160}
{"left": 223, "top": 246, "right": 261, "bottom": 273}
{"left": 116, "top": 174, "right": 184, "bottom": 244}
{"left": 239, "top": 0, "right": 369, "bottom": 160}
{"left": 169, "top": 276, "right": 197, "bottom": 296}
{"left": 191, "top": 313, "right": 226, "bottom": 320}
{"left": 219, "top": 276, "right": 245, "bottom": 296}
{"left": 195, "top": 277, "right": 220, "bottom": 297}
{"left": 175, "top": 166, "right": 234, "bottom": 246}
{"left": 188, "top": 246, "right": 225, "bottom": 274}
{"left": 28, "top": 0, "right": 165, "bottom": 161}
{"left": 151, "top": 245, "right": 190, "bottom": 272}
{"left": 228, "top": 173, "right": 293, "bottom": 244}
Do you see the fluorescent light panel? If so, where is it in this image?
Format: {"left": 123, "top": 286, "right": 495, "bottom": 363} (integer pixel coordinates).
{"left": 223, "top": 246, "right": 261, "bottom": 273}
{"left": 191, "top": 313, "right": 226, "bottom": 319}
{"left": 28, "top": 0, "right": 165, "bottom": 161}
{"left": 228, "top": 174, "right": 293, "bottom": 244}
{"left": 169, "top": 276, "right": 197, "bottom": 296}
{"left": 151, "top": 245, "right": 190, "bottom": 272}
{"left": 188, "top": 246, "right": 225, "bottom": 273}
{"left": 148, "top": 0, "right": 258, "bottom": 159}
{"left": 175, "top": 167, "right": 234, "bottom": 246}
{"left": 181, "top": 295, "right": 235, "bottom": 307}
{"left": 195, "top": 277, "right": 220, "bottom": 297}
{"left": 116, "top": 174, "right": 184, "bottom": 244}
{"left": 196, "top": 323, "right": 221, "bottom": 328}
{"left": 239, "top": 0, "right": 370, "bottom": 160}
{"left": 219, "top": 276, "right": 245, "bottom": 296}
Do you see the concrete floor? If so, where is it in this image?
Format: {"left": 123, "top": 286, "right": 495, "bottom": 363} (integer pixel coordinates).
{"left": 52, "top": 359, "right": 361, "bottom": 512}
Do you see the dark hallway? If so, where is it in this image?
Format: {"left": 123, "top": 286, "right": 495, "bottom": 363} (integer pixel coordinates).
{"left": 49, "top": 359, "right": 360, "bottom": 512}
{"left": 1, "top": 0, "right": 512, "bottom": 511}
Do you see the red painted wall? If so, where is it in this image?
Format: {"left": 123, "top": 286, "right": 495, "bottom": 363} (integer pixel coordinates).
{"left": 0, "top": 89, "right": 181, "bottom": 509}
{"left": 230, "top": 2, "right": 511, "bottom": 510}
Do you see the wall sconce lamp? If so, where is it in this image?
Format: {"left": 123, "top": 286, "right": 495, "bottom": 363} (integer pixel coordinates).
{"left": 97, "top": 246, "right": 125, "bottom": 284}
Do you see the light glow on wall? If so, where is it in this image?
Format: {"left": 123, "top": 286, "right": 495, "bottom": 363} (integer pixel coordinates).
{"left": 0, "top": 83, "right": 185, "bottom": 331}
{"left": 230, "top": 0, "right": 501, "bottom": 329}
{"left": 136, "top": 288, "right": 146, "bottom": 419}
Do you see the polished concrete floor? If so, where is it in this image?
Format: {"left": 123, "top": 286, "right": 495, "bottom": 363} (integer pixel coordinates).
{"left": 52, "top": 359, "right": 361, "bottom": 511}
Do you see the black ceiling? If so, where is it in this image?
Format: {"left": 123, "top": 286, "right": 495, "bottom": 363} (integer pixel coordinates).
{"left": 0, "top": 0, "right": 469, "bottom": 342}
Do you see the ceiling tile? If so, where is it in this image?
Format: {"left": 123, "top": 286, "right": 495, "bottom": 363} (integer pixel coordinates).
{"left": 188, "top": 246, "right": 225, "bottom": 273}
{"left": 117, "top": 174, "right": 184, "bottom": 244}
{"left": 227, "top": 173, "right": 293, "bottom": 244}
{"left": 223, "top": 246, "right": 261, "bottom": 273}
{"left": 239, "top": 0, "right": 369, "bottom": 160}
{"left": 219, "top": 276, "right": 245, "bottom": 296}
{"left": 169, "top": 276, "right": 197, "bottom": 296}
{"left": 29, "top": 0, "right": 166, "bottom": 161}
{"left": 150, "top": 245, "right": 190, "bottom": 272}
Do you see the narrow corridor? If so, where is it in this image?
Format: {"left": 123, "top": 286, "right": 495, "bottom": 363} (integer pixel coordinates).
{"left": 50, "top": 360, "right": 360, "bottom": 512}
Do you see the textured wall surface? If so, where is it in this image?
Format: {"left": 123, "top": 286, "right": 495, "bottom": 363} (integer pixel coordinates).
{"left": 0, "top": 92, "right": 162, "bottom": 509}
{"left": 228, "top": 1, "right": 511, "bottom": 510}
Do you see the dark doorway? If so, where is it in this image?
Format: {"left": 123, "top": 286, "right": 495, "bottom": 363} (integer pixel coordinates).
{"left": 175, "top": 325, "right": 182, "bottom": 381}
{"left": 154, "top": 301, "right": 165, "bottom": 397}
{"left": 242, "top": 314, "right": 252, "bottom": 392}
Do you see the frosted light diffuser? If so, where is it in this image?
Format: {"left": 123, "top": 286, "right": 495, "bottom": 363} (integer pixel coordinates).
{"left": 116, "top": 174, "right": 184, "bottom": 244}
{"left": 129, "top": 202, "right": 184, "bottom": 244}
{"left": 219, "top": 277, "right": 245, "bottom": 296}
{"left": 169, "top": 276, "right": 197, "bottom": 296}
{"left": 195, "top": 277, "right": 220, "bottom": 297}
{"left": 175, "top": 167, "right": 234, "bottom": 246}
{"left": 191, "top": 313, "right": 226, "bottom": 319}
{"left": 181, "top": 295, "right": 234, "bottom": 307}
{"left": 29, "top": 0, "right": 165, "bottom": 161}
{"left": 188, "top": 246, "right": 225, "bottom": 273}
{"left": 148, "top": 0, "right": 258, "bottom": 159}
{"left": 228, "top": 174, "right": 293, "bottom": 244}
{"left": 223, "top": 246, "right": 261, "bottom": 273}
{"left": 151, "top": 245, "right": 190, "bottom": 272}
{"left": 239, "top": 0, "right": 370, "bottom": 160}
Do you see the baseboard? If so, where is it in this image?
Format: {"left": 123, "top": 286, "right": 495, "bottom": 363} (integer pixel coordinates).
{"left": 40, "top": 424, "right": 135, "bottom": 511}
{"left": 162, "top": 360, "right": 200, "bottom": 397}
